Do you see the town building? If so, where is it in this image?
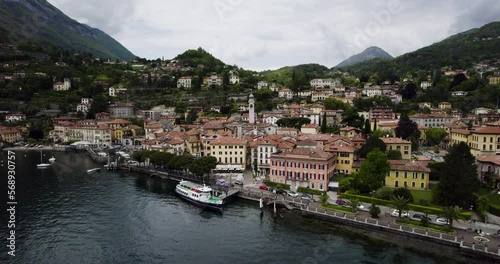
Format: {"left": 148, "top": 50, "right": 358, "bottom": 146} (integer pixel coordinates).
{"left": 109, "top": 86, "right": 128, "bottom": 97}
{"left": 53, "top": 78, "right": 71, "bottom": 91}
{"left": 5, "top": 113, "right": 26, "bottom": 123}
{"left": 0, "top": 126, "right": 22, "bottom": 143}
{"left": 203, "top": 73, "right": 223, "bottom": 86}
{"left": 381, "top": 137, "right": 412, "bottom": 160}
{"left": 476, "top": 154, "right": 500, "bottom": 184}
{"left": 210, "top": 137, "right": 247, "bottom": 170}
{"left": 410, "top": 114, "right": 454, "bottom": 128}
{"left": 257, "top": 81, "right": 269, "bottom": 90}
{"left": 269, "top": 148, "right": 336, "bottom": 191}
{"left": 386, "top": 160, "right": 430, "bottom": 189}
{"left": 177, "top": 76, "right": 192, "bottom": 88}
{"left": 109, "top": 103, "right": 135, "bottom": 118}
{"left": 339, "top": 127, "right": 362, "bottom": 139}
{"left": 310, "top": 78, "right": 340, "bottom": 88}
{"left": 369, "top": 107, "right": 394, "bottom": 120}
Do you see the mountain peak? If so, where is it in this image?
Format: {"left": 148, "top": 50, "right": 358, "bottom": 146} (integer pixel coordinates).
{"left": 335, "top": 46, "right": 392, "bottom": 68}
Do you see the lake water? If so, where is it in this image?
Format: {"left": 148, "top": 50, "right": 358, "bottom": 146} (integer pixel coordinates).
{"left": 0, "top": 151, "right": 444, "bottom": 264}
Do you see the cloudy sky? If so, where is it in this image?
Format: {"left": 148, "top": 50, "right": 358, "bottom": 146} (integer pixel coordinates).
{"left": 47, "top": 0, "right": 499, "bottom": 71}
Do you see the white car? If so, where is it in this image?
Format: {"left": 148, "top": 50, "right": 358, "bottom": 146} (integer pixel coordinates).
{"left": 435, "top": 217, "right": 449, "bottom": 226}
{"left": 287, "top": 191, "right": 299, "bottom": 197}
{"left": 357, "top": 204, "right": 371, "bottom": 212}
{"left": 391, "top": 209, "right": 410, "bottom": 218}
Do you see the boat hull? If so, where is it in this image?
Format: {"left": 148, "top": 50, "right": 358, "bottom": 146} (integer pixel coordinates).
{"left": 175, "top": 188, "right": 224, "bottom": 212}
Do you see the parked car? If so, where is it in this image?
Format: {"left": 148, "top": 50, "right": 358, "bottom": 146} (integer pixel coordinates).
{"left": 410, "top": 213, "right": 431, "bottom": 222}
{"left": 37, "top": 145, "right": 43, "bottom": 148}
{"left": 391, "top": 209, "right": 410, "bottom": 218}
{"left": 234, "top": 180, "right": 243, "bottom": 185}
{"left": 215, "top": 179, "right": 230, "bottom": 188}
{"left": 357, "top": 204, "right": 371, "bottom": 212}
{"left": 287, "top": 191, "right": 299, "bottom": 197}
{"left": 336, "top": 199, "right": 346, "bottom": 206}
{"left": 259, "top": 185, "right": 269, "bottom": 191}
{"left": 275, "top": 189, "right": 286, "bottom": 195}
{"left": 301, "top": 194, "right": 312, "bottom": 200}
{"left": 435, "top": 217, "right": 449, "bottom": 226}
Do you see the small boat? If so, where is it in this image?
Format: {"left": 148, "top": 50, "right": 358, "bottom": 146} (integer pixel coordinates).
{"left": 48, "top": 156, "right": 56, "bottom": 163}
{"left": 87, "top": 168, "right": 101, "bottom": 173}
{"left": 37, "top": 150, "right": 51, "bottom": 168}
{"left": 175, "top": 181, "right": 224, "bottom": 211}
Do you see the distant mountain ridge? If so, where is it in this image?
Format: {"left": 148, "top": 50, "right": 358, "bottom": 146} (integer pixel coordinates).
{"left": 335, "top": 46, "right": 393, "bottom": 68}
{"left": 0, "top": 0, "right": 135, "bottom": 61}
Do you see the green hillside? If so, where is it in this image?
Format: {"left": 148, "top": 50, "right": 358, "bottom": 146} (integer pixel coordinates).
{"left": 261, "top": 64, "right": 330, "bottom": 87}
{"left": 343, "top": 21, "right": 500, "bottom": 75}
{"left": 0, "top": 0, "right": 135, "bottom": 61}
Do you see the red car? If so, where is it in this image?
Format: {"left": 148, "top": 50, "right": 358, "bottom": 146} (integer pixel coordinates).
{"left": 259, "top": 185, "right": 269, "bottom": 190}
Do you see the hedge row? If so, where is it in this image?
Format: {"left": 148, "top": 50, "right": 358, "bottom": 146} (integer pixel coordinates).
{"left": 340, "top": 193, "right": 472, "bottom": 220}
{"left": 263, "top": 180, "right": 291, "bottom": 190}
{"left": 297, "top": 187, "right": 324, "bottom": 196}
{"left": 489, "top": 204, "right": 500, "bottom": 217}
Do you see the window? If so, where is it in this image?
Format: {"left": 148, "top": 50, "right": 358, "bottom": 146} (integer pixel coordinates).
{"left": 319, "top": 183, "right": 323, "bottom": 190}
{"left": 404, "top": 172, "right": 408, "bottom": 178}
{"left": 311, "top": 183, "right": 315, "bottom": 189}
{"left": 395, "top": 171, "right": 399, "bottom": 178}
{"left": 412, "top": 182, "right": 416, "bottom": 187}
{"left": 420, "top": 182, "right": 425, "bottom": 189}
{"left": 421, "top": 173, "right": 425, "bottom": 180}
{"left": 395, "top": 181, "right": 399, "bottom": 187}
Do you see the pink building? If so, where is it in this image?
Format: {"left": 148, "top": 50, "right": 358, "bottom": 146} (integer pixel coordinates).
{"left": 269, "top": 148, "right": 336, "bottom": 191}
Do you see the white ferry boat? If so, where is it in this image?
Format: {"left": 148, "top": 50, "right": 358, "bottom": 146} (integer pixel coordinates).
{"left": 175, "top": 180, "right": 224, "bottom": 211}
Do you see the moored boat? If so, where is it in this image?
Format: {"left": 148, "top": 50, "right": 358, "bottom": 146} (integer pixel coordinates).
{"left": 175, "top": 180, "right": 224, "bottom": 211}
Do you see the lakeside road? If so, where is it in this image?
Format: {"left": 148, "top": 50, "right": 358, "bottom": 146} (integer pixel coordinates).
{"left": 4, "top": 146, "right": 57, "bottom": 151}
{"left": 240, "top": 183, "right": 500, "bottom": 256}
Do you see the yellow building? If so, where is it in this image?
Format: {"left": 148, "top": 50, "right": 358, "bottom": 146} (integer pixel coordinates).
{"left": 438, "top": 102, "right": 452, "bottom": 110}
{"left": 489, "top": 75, "right": 500, "bottom": 85}
{"left": 381, "top": 137, "right": 412, "bottom": 160}
{"left": 468, "top": 127, "right": 500, "bottom": 156}
{"left": 386, "top": 160, "right": 430, "bottom": 189}
{"left": 449, "top": 129, "right": 470, "bottom": 146}
{"left": 0, "top": 127, "right": 22, "bottom": 143}
{"left": 340, "top": 127, "right": 361, "bottom": 139}
{"left": 325, "top": 142, "right": 355, "bottom": 175}
{"left": 210, "top": 136, "right": 247, "bottom": 170}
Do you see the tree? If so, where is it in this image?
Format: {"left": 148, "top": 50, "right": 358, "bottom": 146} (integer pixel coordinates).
{"left": 320, "top": 113, "right": 327, "bottom": 133}
{"left": 363, "top": 119, "right": 371, "bottom": 136}
{"left": 352, "top": 149, "right": 390, "bottom": 193}
{"left": 393, "top": 188, "right": 414, "bottom": 203}
{"left": 401, "top": 82, "right": 417, "bottom": 100}
{"left": 474, "top": 194, "right": 490, "bottom": 222}
{"left": 358, "top": 136, "right": 386, "bottom": 158}
{"left": 186, "top": 109, "right": 198, "bottom": 124}
{"left": 320, "top": 192, "right": 329, "bottom": 205}
{"left": 440, "top": 206, "right": 461, "bottom": 229}
{"left": 342, "top": 108, "right": 364, "bottom": 129}
{"left": 324, "top": 98, "right": 349, "bottom": 111}
{"left": 434, "top": 142, "right": 479, "bottom": 208}
{"left": 391, "top": 196, "right": 409, "bottom": 218}
{"left": 88, "top": 94, "right": 108, "bottom": 115}
{"left": 349, "top": 198, "right": 360, "bottom": 212}
{"left": 386, "top": 150, "right": 402, "bottom": 160}
{"left": 395, "top": 113, "right": 421, "bottom": 149}
{"left": 369, "top": 204, "right": 381, "bottom": 218}
{"left": 425, "top": 128, "right": 448, "bottom": 146}
{"left": 276, "top": 117, "right": 311, "bottom": 130}
{"left": 188, "top": 156, "right": 218, "bottom": 178}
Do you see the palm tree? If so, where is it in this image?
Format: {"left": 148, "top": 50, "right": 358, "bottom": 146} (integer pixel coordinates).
{"left": 441, "top": 206, "right": 461, "bottom": 229}
{"left": 391, "top": 196, "right": 409, "bottom": 218}
{"left": 474, "top": 194, "right": 490, "bottom": 222}
{"left": 320, "top": 192, "right": 329, "bottom": 205}
{"left": 349, "top": 198, "right": 360, "bottom": 212}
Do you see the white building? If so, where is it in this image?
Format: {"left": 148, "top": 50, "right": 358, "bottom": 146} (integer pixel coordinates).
{"left": 451, "top": 91, "right": 467, "bottom": 97}
{"left": 420, "top": 81, "right": 432, "bottom": 90}
{"left": 76, "top": 98, "right": 92, "bottom": 114}
{"left": 53, "top": 78, "right": 71, "bottom": 91}
{"left": 177, "top": 76, "right": 192, "bottom": 88}
{"left": 66, "top": 124, "right": 112, "bottom": 146}
{"left": 278, "top": 88, "right": 294, "bottom": 99}
{"left": 410, "top": 114, "right": 454, "bottom": 128}
{"left": 257, "top": 81, "right": 269, "bottom": 90}
{"left": 229, "top": 74, "right": 240, "bottom": 84}
{"left": 204, "top": 73, "right": 223, "bottom": 86}
{"left": 363, "top": 86, "right": 382, "bottom": 97}
{"left": 310, "top": 78, "right": 340, "bottom": 88}
{"left": 5, "top": 113, "right": 26, "bottom": 122}
{"left": 109, "top": 86, "right": 128, "bottom": 97}
{"left": 263, "top": 115, "right": 280, "bottom": 125}
{"left": 311, "top": 91, "right": 329, "bottom": 102}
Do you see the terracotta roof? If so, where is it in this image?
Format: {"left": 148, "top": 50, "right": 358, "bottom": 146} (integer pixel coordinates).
{"left": 451, "top": 129, "right": 470, "bottom": 135}
{"left": 211, "top": 137, "right": 247, "bottom": 145}
{"left": 381, "top": 137, "right": 411, "bottom": 144}
{"left": 271, "top": 148, "right": 334, "bottom": 160}
{"left": 476, "top": 154, "right": 500, "bottom": 165}
{"left": 471, "top": 127, "right": 500, "bottom": 134}
{"left": 340, "top": 126, "right": 361, "bottom": 132}
{"left": 389, "top": 160, "right": 431, "bottom": 173}
{"left": 107, "top": 119, "right": 133, "bottom": 124}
